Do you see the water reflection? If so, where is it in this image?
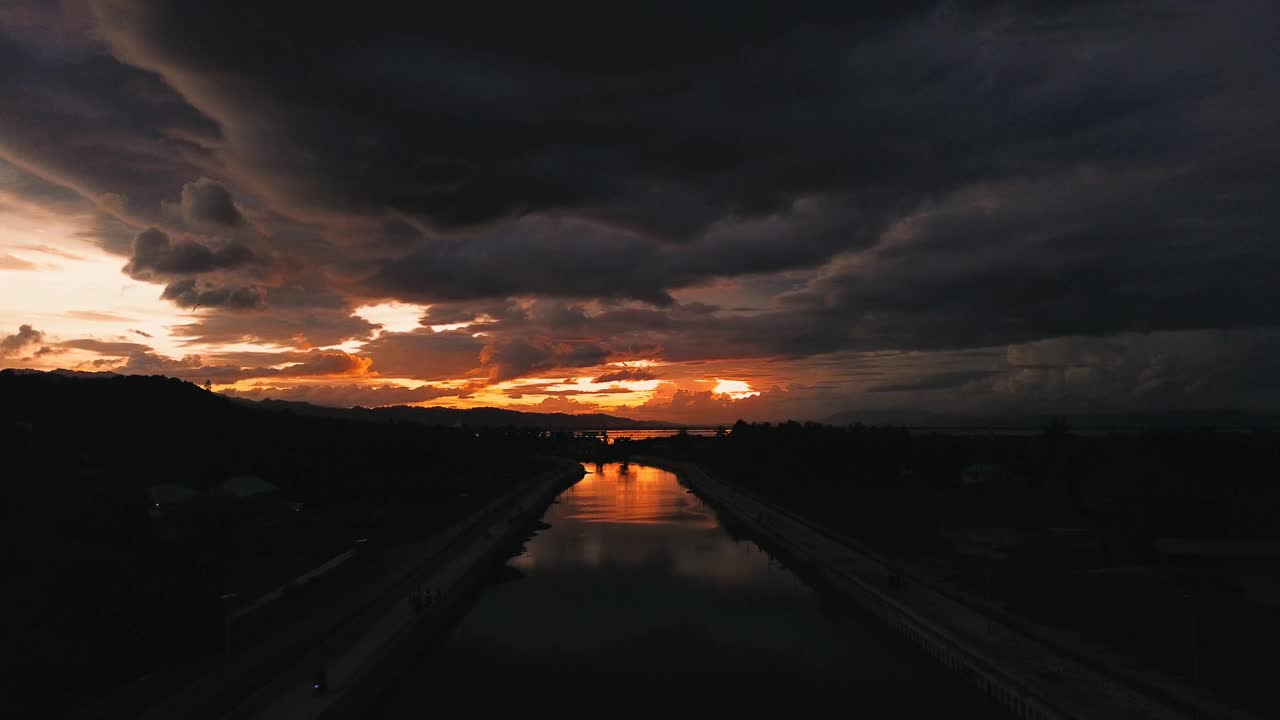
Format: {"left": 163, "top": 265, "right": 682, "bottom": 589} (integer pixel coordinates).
{"left": 381, "top": 463, "right": 999, "bottom": 717}
{"left": 515, "top": 464, "right": 764, "bottom": 587}
{"left": 560, "top": 463, "right": 719, "bottom": 526}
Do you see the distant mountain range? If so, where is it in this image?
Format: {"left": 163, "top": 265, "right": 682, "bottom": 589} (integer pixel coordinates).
{"left": 0, "top": 369, "right": 677, "bottom": 429}
{"left": 246, "top": 397, "right": 677, "bottom": 429}
{"left": 825, "top": 408, "right": 1280, "bottom": 431}
{"left": 8, "top": 369, "right": 1279, "bottom": 431}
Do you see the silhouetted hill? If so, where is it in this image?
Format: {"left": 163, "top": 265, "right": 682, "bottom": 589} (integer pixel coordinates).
{"left": 826, "top": 408, "right": 1280, "bottom": 431}
{"left": 1, "top": 367, "right": 596, "bottom": 716}
{"left": 0, "top": 368, "right": 675, "bottom": 429}
{"left": 249, "top": 397, "right": 677, "bottom": 429}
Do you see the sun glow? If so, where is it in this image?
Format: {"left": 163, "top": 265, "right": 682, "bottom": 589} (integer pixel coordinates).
{"left": 429, "top": 322, "right": 471, "bottom": 333}
{"left": 352, "top": 302, "right": 429, "bottom": 335}
{"left": 712, "top": 378, "right": 759, "bottom": 399}
{"left": 0, "top": 211, "right": 241, "bottom": 362}
{"left": 608, "top": 359, "right": 661, "bottom": 368}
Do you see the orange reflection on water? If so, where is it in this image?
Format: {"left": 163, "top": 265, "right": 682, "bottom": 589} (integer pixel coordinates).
{"left": 570, "top": 462, "right": 718, "bottom": 528}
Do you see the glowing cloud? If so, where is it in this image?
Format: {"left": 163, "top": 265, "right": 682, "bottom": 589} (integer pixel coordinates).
{"left": 712, "top": 379, "right": 760, "bottom": 399}
{"left": 353, "top": 302, "right": 429, "bottom": 335}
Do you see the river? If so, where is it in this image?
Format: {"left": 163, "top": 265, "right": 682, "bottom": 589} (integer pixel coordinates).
{"left": 380, "top": 462, "right": 1000, "bottom": 716}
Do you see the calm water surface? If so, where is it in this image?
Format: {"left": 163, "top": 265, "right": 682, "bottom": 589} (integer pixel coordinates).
{"left": 381, "top": 463, "right": 999, "bottom": 716}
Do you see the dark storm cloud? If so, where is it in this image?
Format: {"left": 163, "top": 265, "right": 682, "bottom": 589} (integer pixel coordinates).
{"left": 123, "top": 228, "right": 253, "bottom": 278}
{"left": 90, "top": 1, "right": 1172, "bottom": 242}
{"left": 770, "top": 165, "right": 1280, "bottom": 355}
{"left": 71, "top": 0, "right": 1274, "bottom": 339}
{"left": 422, "top": 300, "right": 524, "bottom": 326}
{"left": 160, "top": 278, "right": 265, "bottom": 311}
{"left": 478, "top": 337, "right": 611, "bottom": 383}
{"left": 366, "top": 203, "right": 883, "bottom": 305}
{"left": 89, "top": 2, "right": 902, "bottom": 232}
{"left": 957, "top": 329, "right": 1280, "bottom": 414}
{"left": 2, "top": 1, "right": 1278, "bottom": 413}
{"left": 0, "top": 24, "right": 217, "bottom": 225}
{"left": 0, "top": 1, "right": 100, "bottom": 53}
{"left": 868, "top": 370, "right": 1003, "bottom": 393}
{"left": 0, "top": 159, "right": 88, "bottom": 214}
{"left": 592, "top": 368, "right": 657, "bottom": 384}
{"left": 169, "top": 299, "right": 377, "bottom": 347}
{"left": 1, "top": 324, "right": 45, "bottom": 356}
{"left": 174, "top": 178, "right": 244, "bottom": 227}
{"left": 357, "top": 328, "right": 483, "bottom": 380}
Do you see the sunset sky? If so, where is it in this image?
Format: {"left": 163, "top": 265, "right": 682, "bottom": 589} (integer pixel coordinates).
{"left": 3, "top": 1, "right": 1279, "bottom": 424}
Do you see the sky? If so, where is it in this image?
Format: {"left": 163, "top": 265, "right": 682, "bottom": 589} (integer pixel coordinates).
{"left": 2, "top": 1, "right": 1279, "bottom": 424}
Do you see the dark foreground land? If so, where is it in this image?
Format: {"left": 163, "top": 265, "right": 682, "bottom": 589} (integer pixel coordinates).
{"left": 619, "top": 421, "right": 1280, "bottom": 717}
{"left": 7, "top": 369, "right": 1278, "bottom": 718}
{"left": 0, "top": 371, "right": 561, "bottom": 718}
{"left": 379, "top": 462, "right": 1003, "bottom": 719}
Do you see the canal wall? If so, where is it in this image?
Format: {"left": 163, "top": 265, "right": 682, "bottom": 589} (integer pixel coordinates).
{"left": 637, "top": 456, "right": 1256, "bottom": 720}
{"left": 172, "top": 459, "right": 586, "bottom": 720}
{"left": 303, "top": 459, "right": 584, "bottom": 720}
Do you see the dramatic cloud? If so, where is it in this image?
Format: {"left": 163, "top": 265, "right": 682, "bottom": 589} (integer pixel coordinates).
{"left": 168, "top": 300, "right": 376, "bottom": 347}
{"left": 357, "top": 329, "right": 483, "bottom": 381}
{"left": 478, "top": 337, "right": 612, "bottom": 383}
{"left": 1, "top": 324, "right": 44, "bottom": 356}
{"left": 284, "top": 350, "right": 372, "bottom": 377}
{"left": 2, "top": 2, "right": 1279, "bottom": 419}
{"left": 868, "top": 370, "right": 1005, "bottom": 394}
{"left": 160, "top": 278, "right": 265, "bottom": 311}
{"left": 174, "top": 177, "right": 243, "bottom": 227}
{"left": 123, "top": 228, "right": 252, "bottom": 278}
{"left": 592, "top": 368, "right": 657, "bottom": 384}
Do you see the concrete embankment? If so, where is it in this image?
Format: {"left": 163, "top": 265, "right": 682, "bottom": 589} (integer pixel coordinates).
{"left": 639, "top": 456, "right": 1257, "bottom": 720}
{"left": 230, "top": 458, "right": 586, "bottom": 717}
{"left": 221, "top": 459, "right": 583, "bottom": 720}
{"left": 306, "top": 461, "right": 583, "bottom": 719}
{"left": 122, "top": 460, "right": 582, "bottom": 720}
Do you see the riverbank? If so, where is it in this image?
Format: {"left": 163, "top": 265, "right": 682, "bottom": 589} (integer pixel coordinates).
{"left": 237, "top": 459, "right": 584, "bottom": 720}
{"left": 636, "top": 456, "right": 1258, "bottom": 720}
{"left": 100, "top": 459, "right": 582, "bottom": 720}
{"left": 378, "top": 461, "right": 1003, "bottom": 717}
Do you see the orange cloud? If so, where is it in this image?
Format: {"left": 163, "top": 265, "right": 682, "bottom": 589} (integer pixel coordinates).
{"left": 712, "top": 378, "right": 759, "bottom": 399}
{"left": 285, "top": 350, "right": 372, "bottom": 377}
{"left": 592, "top": 368, "right": 657, "bottom": 383}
